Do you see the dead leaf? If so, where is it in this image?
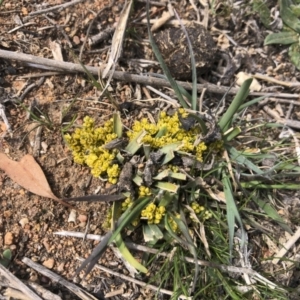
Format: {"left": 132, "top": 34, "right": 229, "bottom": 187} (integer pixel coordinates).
{"left": 0, "top": 153, "right": 85, "bottom": 213}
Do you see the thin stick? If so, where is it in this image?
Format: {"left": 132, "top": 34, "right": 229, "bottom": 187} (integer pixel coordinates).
{"left": 254, "top": 73, "right": 300, "bottom": 88}
{"left": 0, "top": 263, "right": 43, "bottom": 300}
{"left": 0, "top": 104, "right": 12, "bottom": 133}
{"left": 22, "top": 257, "right": 98, "bottom": 300}
{"left": 0, "top": 49, "right": 298, "bottom": 98}
{"left": 24, "top": 0, "right": 84, "bottom": 21}
{"left": 272, "top": 226, "right": 300, "bottom": 264}
{"left": 56, "top": 231, "right": 284, "bottom": 291}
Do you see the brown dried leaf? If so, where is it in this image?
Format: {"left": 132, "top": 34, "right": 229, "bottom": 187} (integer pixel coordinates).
{"left": 0, "top": 153, "right": 85, "bottom": 213}
{"left": 0, "top": 153, "right": 58, "bottom": 200}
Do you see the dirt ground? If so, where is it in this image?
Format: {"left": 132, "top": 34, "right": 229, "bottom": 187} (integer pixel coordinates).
{"left": 1, "top": 0, "right": 300, "bottom": 299}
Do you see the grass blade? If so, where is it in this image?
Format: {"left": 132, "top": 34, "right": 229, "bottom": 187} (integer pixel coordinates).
{"left": 113, "top": 112, "right": 123, "bottom": 138}
{"left": 218, "top": 78, "right": 252, "bottom": 131}
{"left": 108, "top": 197, "right": 152, "bottom": 244}
{"left": 222, "top": 171, "right": 247, "bottom": 261}
{"left": 115, "top": 233, "right": 148, "bottom": 273}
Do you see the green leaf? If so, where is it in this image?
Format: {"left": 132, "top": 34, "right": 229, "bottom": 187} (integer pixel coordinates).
{"left": 291, "top": 4, "right": 300, "bottom": 16}
{"left": 115, "top": 233, "right": 148, "bottom": 273}
{"left": 143, "top": 224, "right": 164, "bottom": 243}
{"left": 164, "top": 214, "right": 187, "bottom": 245}
{"left": 173, "top": 210, "right": 199, "bottom": 293}
{"left": 132, "top": 174, "right": 143, "bottom": 186}
{"left": 252, "top": 0, "right": 272, "bottom": 28}
{"left": 227, "top": 146, "right": 264, "bottom": 175}
{"left": 155, "top": 181, "right": 179, "bottom": 193}
{"left": 223, "top": 127, "right": 241, "bottom": 142}
{"left": 241, "top": 181, "right": 300, "bottom": 189}
{"left": 153, "top": 169, "right": 186, "bottom": 180}
{"left": 113, "top": 112, "right": 123, "bottom": 138}
{"left": 218, "top": 78, "right": 252, "bottom": 131}
{"left": 125, "top": 130, "right": 146, "bottom": 154}
{"left": 108, "top": 197, "right": 152, "bottom": 244}
{"left": 143, "top": 144, "right": 151, "bottom": 159}
{"left": 155, "top": 126, "right": 167, "bottom": 138}
{"left": 0, "top": 249, "right": 12, "bottom": 268}
{"left": 252, "top": 196, "right": 292, "bottom": 234}
{"left": 159, "top": 191, "right": 176, "bottom": 207}
{"left": 280, "top": 0, "right": 300, "bottom": 33}
{"left": 264, "top": 31, "right": 299, "bottom": 45}
{"left": 160, "top": 142, "right": 183, "bottom": 164}
{"left": 75, "top": 52, "right": 119, "bottom": 109}
{"left": 222, "top": 172, "right": 247, "bottom": 260}
{"left": 289, "top": 42, "right": 300, "bottom": 70}
{"left": 238, "top": 95, "right": 268, "bottom": 111}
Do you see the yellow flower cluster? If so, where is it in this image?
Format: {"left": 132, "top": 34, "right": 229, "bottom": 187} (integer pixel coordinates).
{"left": 127, "top": 109, "right": 208, "bottom": 162}
{"left": 64, "top": 116, "right": 120, "bottom": 184}
{"left": 190, "top": 202, "right": 213, "bottom": 222}
{"left": 122, "top": 197, "right": 133, "bottom": 211}
{"left": 103, "top": 207, "right": 112, "bottom": 229}
{"left": 139, "top": 186, "right": 152, "bottom": 197}
{"left": 168, "top": 214, "right": 180, "bottom": 233}
{"left": 203, "top": 210, "right": 213, "bottom": 220}
{"left": 168, "top": 165, "right": 179, "bottom": 172}
{"left": 141, "top": 203, "right": 166, "bottom": 224}
{"left": 191, "top": 202, "right": 205, "bottom": 214}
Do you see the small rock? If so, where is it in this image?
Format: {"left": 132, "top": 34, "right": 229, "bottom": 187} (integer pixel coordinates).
{"left": 43, "top": 258, "right": 55, "bottom": 269}
{"left": 3, "top": 210, "right": 12, "bottom": 218}
{"left": 77, "top": 214, "right": 87, "bottom": 223}
{"left": 19, "top": 217, "right": 29, "bottom": 228}
{"left": 68, "top": 209, "right": 77, "bottom": 223}
{"left": 9, "top": 244, "right": 17, "bottom": 251}
{"left": 73, "top": 36, "right": 80, "bottom": 45}
{"left": 4, "top": 232, "right": 14, "bottom": 245}
{"left": 57, "top": 262, "right": 65, "bottom": 272}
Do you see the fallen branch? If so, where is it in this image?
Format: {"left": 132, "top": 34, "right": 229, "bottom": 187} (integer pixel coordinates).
{"left": 0, "top": 49, "right": 298, "bottom": 99}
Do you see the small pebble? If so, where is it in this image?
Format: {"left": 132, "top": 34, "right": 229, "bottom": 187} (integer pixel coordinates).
{"left": 73, "top": 36, "right": 80, "bottom": 45}
{"left": 19, "top": 217, "right": 29, "bottom": 228}
{"left": 77, "top": 214, "right": 88, "bottom": 223}
{"left": 68, "top": 209, "right": 76, "bottom": 223}
{"left": 43, "top": 258, "right": 55, "bottom": 269}
{"left": 57, "top": 262, "right": 65, "bottom": 272}
{"left": 4, "top": 232, "right": 14, "bottom": 245}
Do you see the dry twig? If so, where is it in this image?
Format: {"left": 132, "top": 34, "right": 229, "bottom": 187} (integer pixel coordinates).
{"left": 23, "top": 0, "right": 84, "bottom": 21}
{"left": 22, "top": 257, "right": 98, "bottom": 300}
{"left": 0, "top": 49, "right": 299, "bottom": 98}
{"left": 0, "top": 263, "right": 43, "bottom": 300}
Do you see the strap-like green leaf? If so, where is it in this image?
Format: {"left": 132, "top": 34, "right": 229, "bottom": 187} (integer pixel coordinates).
{"left": 115, "top": 233, "right": 148, "bottom": 273}
{"left": 264, "top": 32, "right": 299, "bottom": 45}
